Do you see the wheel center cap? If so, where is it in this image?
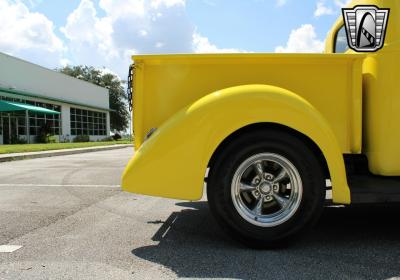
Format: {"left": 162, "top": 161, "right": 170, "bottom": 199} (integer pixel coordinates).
{"left": 259, "top": 182, "right": 272, "bottom": 194}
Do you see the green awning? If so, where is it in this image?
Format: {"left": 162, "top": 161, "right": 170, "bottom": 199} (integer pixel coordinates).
{"left": 0, "top": 100, "right": 60, "bottom": 114}
{"left": 0, "top": 86, "right": 112, "bottom": 112}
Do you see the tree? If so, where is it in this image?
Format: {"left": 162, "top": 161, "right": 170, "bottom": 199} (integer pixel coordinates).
{"left": 58, "top": 65, "right": 130, "bottom": 132}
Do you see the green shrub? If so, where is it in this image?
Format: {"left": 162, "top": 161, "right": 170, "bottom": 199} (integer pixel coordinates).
{"left": 121, "top": 135, "right": 134, "bottom": 142}
{"left": 101, "top": 136, "right": 114, "bottom": 142}
{"left": 112, "top": 133, "right": 122, "bottom": 141}
{"left": 47, "top": 135, "right": 58, "bottom": 143}
{"left": 37, "top": 122, "right": 53, "bottom": 143}
{"left": 73, "top": 135, "right": 90, "bottom": 143}
{"left": 60, "top": 137, "right": 71, "bottom": 143}
{"left": 11, "top": 136, "right": 27, "bottom": 144}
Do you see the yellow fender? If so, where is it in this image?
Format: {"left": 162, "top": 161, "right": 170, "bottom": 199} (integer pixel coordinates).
{"left": 122, "top": 85, "right": 351, "bottom": 204}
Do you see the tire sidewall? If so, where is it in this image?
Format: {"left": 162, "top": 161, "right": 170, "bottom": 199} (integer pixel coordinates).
{"left": 208, "top": 130, "right": 325, "bottom": 245}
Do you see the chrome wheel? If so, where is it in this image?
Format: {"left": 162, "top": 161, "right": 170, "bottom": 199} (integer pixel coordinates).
{"left": 231, "top": 153, "right": 303, "bottom": 227}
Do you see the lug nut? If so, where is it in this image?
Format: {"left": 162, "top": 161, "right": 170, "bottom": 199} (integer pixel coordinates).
{"left": 255, "top": 191, "right": 260, "bottom": 196}
{"left": 273, "top": 185, "right": 279, "bottom": 191}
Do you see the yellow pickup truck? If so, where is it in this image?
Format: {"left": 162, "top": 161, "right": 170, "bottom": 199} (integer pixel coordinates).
{"left": 122, "top": 0, "right": 400, "bottom": 247}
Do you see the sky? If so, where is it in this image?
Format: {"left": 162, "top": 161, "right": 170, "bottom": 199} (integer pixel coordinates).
{"left": 0, "top": 0, "right": 351, "bottom": 79}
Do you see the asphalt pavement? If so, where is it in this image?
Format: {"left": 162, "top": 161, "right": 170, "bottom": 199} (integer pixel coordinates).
{"left": 0, "top": 147, "right": 400, "bottom": 280}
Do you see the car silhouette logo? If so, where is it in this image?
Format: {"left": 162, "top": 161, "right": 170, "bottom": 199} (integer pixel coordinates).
{"left": 342, "top": 5, "right": 390, "bottom": 52}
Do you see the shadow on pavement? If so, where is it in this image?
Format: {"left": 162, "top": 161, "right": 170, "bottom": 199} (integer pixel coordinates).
{"left": 132, "top": 202, "right": 400, "bottom": 279}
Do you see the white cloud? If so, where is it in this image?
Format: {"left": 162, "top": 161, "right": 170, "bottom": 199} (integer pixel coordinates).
{"left": 21, "top": 0, "right": 43, "bottom": 8}
{"left": 314, "top": 1, "right": 334, "bottom": 17}
{"left": 0, "top": 0, "right": 64, "bottom": 67}
{"left": 155, "top": 42, "right": 165, "bottom": 48}
{"left": 61, "top": 0, "right": 193, "bottom": 75}
{"left": 314, "top": 0, "right": 352, "bottom": 17}
{"left": 60, "top": 0, "right": 243, "bottom": 77}
{"left": 139, "top": 30, "right": 148, "bottom": 36}
{"left": 61, "top": 0, "right": 117, "bottom": 61}
{"left": 60, "top": 58, "right": 71, "bottom": 67}
{"left": 314, "top": 0, "right": 351, "bottom": 18}
{"left": 275, "top": 24, "right": 324, "bottom": 53}
{"left": 62, "top": 0, "right": 108, "bottom": 44}
{"left": 99, "top": 67, "right": 122, "bottom": 80}
{"left": 276, "top": 0, "right": 287, "bottom": 7}
{"left": 334, "top": 0, "right": 351, "bottom": 8}
{"left": 0, "top": 0, "right": 246, "bottom": 77}
{"left": 105, "top": 0, "right": 194, "bottom": 54}
{"left": 202, "top": 0, "right": 216, "bottom": 6}
{"left": 150, "top": 0, "right": 185, "bottom": 9}
{"left": 192, "top": 33, "right": 244, "bottom": 53}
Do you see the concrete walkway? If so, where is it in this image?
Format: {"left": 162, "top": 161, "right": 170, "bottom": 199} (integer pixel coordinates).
{"left": 0, "top": 144, "right": 133, "bottom": 163}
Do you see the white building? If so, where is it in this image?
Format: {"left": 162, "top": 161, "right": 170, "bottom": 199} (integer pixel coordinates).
{"left": 0, "top": 52, "right": 111, "bottom": 145}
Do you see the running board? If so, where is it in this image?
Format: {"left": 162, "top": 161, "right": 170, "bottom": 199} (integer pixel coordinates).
{"left": 348, "top": 175, "right": 400, "bottom": 204}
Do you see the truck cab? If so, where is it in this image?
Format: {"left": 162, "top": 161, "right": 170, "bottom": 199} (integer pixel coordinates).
{"left": 327, "top": 0, "right": 400, "bottom": 178}
{"left": 122, "top": 0, "right": 400, "bottom": 247}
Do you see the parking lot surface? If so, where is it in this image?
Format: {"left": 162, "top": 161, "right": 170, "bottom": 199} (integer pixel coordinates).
{"left": 0, "top": 147, "right": 400, "bottom": 280}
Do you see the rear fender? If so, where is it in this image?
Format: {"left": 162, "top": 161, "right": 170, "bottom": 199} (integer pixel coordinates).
{"left": 122, "top": 85, "right": 350, "bottom": 204}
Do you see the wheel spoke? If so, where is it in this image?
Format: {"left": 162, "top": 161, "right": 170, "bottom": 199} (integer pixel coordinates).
{"left": 231, "top": 153, "right": 302, "bottom": 227}
{"left": 254, "top": 162, "right": 264, "bottom": 178}
{"left": 240, "top": 182, "right": 256, "bottom": 192}
{"left": 252, "top": 197, "right": 264, "bottom": 215}
{"left": 273, "top": 168, "right": 288, "bottom": 184}
{"left": 273, "top": 193, "right": 289, "bottom": 208}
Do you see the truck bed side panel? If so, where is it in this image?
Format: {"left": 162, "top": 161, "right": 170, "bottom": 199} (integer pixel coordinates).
{"left": 133, "top": 54, "right": 364, "bottom": 153}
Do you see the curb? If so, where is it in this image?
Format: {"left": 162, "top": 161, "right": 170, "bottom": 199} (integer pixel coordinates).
{"left": 0, "top": 144, "right": 133, "bottom": 163}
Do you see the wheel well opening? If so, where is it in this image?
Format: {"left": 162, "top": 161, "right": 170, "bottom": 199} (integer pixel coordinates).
{"left": 207, "top": 123, "right": 330, "bottom": 179}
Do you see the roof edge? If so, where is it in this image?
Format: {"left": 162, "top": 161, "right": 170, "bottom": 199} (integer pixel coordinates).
{"left": 0, "top": 52, "right": 110, "bottom": 93}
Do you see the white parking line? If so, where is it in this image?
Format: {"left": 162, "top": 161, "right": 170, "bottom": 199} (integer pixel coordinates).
{"left": 0, "top": 184, "right": 120, "bottom": 188}
{"left": 0, "top": 245, "right": 23, "bottom": 253}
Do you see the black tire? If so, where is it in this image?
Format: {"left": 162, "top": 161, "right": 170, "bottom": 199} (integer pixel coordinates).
{"left": 207, "top": 128, "right": 325, "bottom": 248}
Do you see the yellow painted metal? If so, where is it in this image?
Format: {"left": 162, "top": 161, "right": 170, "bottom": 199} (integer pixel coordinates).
{"left": 326, "top": 0, "right": 400, "bottom": 175}
{"left": 123, "top": 85, "right": 353, "bottom": 203}
{"left": 123, "top": 54, "right": 364, "bottom": 204}
{"left": 123, "top": 0, "right": 400, "bottom": 204}
{"left": 132, "top": 54, "right": 364, "bottom": 153}
{"left": 362, "top": 51, "right": 400, "bottom": 176}
{"left": 325, "top": 17, "right": 345, "bottom": 54}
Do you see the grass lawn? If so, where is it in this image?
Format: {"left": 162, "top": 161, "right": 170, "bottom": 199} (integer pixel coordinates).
{"left": 0, "top": 140, "right": 132, "bottom": 154}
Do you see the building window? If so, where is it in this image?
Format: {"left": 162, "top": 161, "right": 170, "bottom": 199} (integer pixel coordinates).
{"left": 27, "top": 102, "right": 61, "bottom": 136}
{"left": 0, "top": 96, "right": 61, "bottom": 136}
{"left": 70, "top": 108, "right": 106, "bottom": 136}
